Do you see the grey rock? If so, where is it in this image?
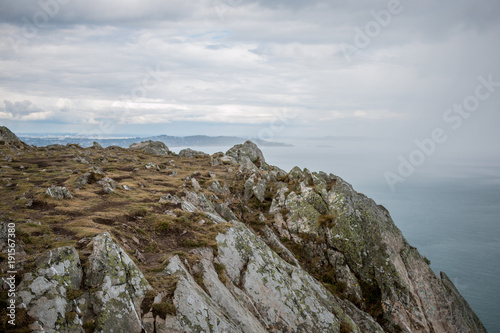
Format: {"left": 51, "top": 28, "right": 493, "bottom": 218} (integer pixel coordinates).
{"left": 86, "top": 232, "right": 152, "bottom": 333}
{"left": 159, "top": 193, "right": 182, "bottom": 204}
{"left": 165, "top": 256, "right": 243, "bottom": 332}
{"left": 97, "top": 176, "right": 117, "bottom": 194}
{"left": 18, "top": 246, "right": 83, "bottom": 333}
{"left": 0, "top": 126, "right": 21, "bottom": 143}
{"left": 216, "top": 222, "right": 357, "bottom": 332}
{"left": 226, "top": 141, "right": 267, "bottom": 169}
{"left": 191, "top": 178, "right": 202, "bottom": 191}
{"left": 76, "top": 166, "right": 106, "bottom": 187}
{"left": 145, "top": 162, "right": 156, "bottom": 169}
{"left": 178, "top": 148, "right": 208, "bottom": 158}
{"left": 252, "top": 177, "right": 267, "bottom": 202}
{"left": 72, "top": 155, "right": 90, "bottom": 164}
{"left": 129, "top": 140, "right": 170, "bottom": 155}
{"left": 45, "top": 186, "right": 73, "bottom": 200}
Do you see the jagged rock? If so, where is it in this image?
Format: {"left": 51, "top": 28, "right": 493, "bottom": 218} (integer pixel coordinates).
{"left": 178, "top": 148, "right": 208, "bottom": 158}
{"left": 72, "top": 155, "right": 90, "bottom": 164}
{"left": 4, "top": 155, "right": 12, "bottom": 162}
{"left": 165, "top": 256, "right": 243, "bottom": 332}
{"left": 260, "top": 226, "right": 300, "bottom": 267}
{"left": 210, "top": 156, "right": 220, "bottom": 166}
{"left": 3, "top": 127, "right": 487, "bottom": 333}
{"left": 207, "top": 180, "right": 222, "bottom": 194}
{"left": 226, "top": 140, "right": 267, "bottom": 170}
{"left": 18, "top": 246, "right": 83, "bottom": 333}
{"left": 96, "top": 176, "right": 117, "bottom": 194}
{"left": 46, "top": 144, "right": 65, "bottom": 150}
{"left": 191, "top": 178, "right": 202, "bottom": 191}
{"left": 214, "top": 201, "right": 237, "bottom": 221}
{"left": 288, "top": 166, "right": 305, "bottom": 180}
{"left": 276, "top": 170, "right": 487, "bottom": 333}
{"left": 252, "top": 177, "right": 267, "bottom": 202}
{"left": 86, "top": 232, "right": 152, "bottom": 333}
{"left": 45, "top": 186, "right": 73, "bottom": 200}
{"left": 182, "top": 191, "right": 227, "bottom": 223}
{"left": 76, "top": 166, "right": 106, "bottom": 187}
{"left": 215, "top": 222, "right": 363, "bottom": 332}
{"left": 0, "top": 126, "right": 21, "bottom": 143}
{"left": 159, "top": 193, "right": 182, "bottom": 204}
{"left": 92, "top": 141, "right": 102, "bottom": 149}
{"left": 166, "top": 168, "right": 178, "bottom": 177}
{"left": 129, "top": 140, "right": 170, "bottom": 156}
{"left": 145, "top": 162, "right": 156, "bottom": 169}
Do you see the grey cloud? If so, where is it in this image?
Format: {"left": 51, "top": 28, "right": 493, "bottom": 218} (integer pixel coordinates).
{"left": 4, "top": 100, "right": 40, "bottom": 114}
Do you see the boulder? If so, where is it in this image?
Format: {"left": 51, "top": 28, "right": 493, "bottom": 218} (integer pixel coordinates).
{"left": 226, "top": 141, "right": 267, "bottom": 169}
{"left": 129, "top": 140, "right": 170, "bottom": 156}
{"left": 18, "top": 246, "right": 83, "bottom": 332}
{"left": 178, "top": 148, "right": 208, "bottom": 158}
{"left": 45, "top": 186, "right": 73, "bottom": 200}
{"left": 0, "top": 126, "right": 22, "bottom": 143}
{"left": 86, "top": 232, "right": 152, "bottom": 333}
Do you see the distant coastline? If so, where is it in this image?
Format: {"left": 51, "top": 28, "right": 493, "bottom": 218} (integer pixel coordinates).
{"left": 19, "top": 134, "right": 293, "bottom": 148}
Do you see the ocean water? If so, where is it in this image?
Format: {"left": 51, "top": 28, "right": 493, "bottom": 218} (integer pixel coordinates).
{"left": 174, "top": 139, "right": 500, "bottom": 332}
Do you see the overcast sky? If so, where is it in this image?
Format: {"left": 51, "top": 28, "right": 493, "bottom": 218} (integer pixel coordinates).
{"left": 0, "top": 0, "right": 499, "bottom": 156}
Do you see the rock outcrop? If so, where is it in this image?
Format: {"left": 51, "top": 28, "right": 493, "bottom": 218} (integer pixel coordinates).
{"left": 0, "top": 128, "right": 486, "bottom": 333}
{"left": 129, "top": 140, "right": 170, "bottom": 155}
{"left": 178, "top": 148, "right": 208, "bottom": 158}
{"left": 0, "top": 126, "right": 22, "bottom": 143}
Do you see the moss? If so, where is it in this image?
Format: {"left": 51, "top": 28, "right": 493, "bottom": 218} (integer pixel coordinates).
{"left": 65, "top": 311, "right": 76, "bottom": 323}
{"left": 82, "top": 319, "right": 97, "bottom": 332}
{"left": 317, "top": 214, "right": 336, "bottom": 228}
{"left": 340, "top": 321, "right": 353, "bottom": 333}
{"left": 67, "top": 289, "right": 84, "bottom": 300}
{"left": 214, "top": 262, "right": 228, "bottom": 284}
{"left": 135, "top": 227, "right": 147, "bottom": 236}
{"left": 152, "top": 302, "right": 176, "bottom": 319}
{"left": 141, "top": 289, "right": 156, "bottom": 314}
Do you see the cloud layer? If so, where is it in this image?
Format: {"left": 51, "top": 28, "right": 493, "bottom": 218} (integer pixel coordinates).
{"left": 0, "top": 0, "right": 499, "bottom": 151}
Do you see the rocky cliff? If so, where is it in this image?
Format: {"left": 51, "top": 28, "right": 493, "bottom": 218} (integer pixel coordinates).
{"left": 0, "top": 128, "right": 486, "bottom": 332}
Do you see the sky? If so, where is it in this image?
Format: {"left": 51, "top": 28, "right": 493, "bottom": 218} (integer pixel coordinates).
{"left": 0, "top": 0, "right": 499, "bottom": 159}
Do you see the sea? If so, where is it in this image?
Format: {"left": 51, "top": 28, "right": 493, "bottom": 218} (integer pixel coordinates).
{"left": 172, "top": 137, "right": 500, "bottom": 332}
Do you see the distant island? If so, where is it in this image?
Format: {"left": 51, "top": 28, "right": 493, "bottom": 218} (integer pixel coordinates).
{"left": 19, "top": 134, "right": 293, "bottom": 148}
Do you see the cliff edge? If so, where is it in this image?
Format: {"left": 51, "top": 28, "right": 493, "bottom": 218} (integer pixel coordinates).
{"left": 0, "top": 129, "right": 486, "bottom": 332}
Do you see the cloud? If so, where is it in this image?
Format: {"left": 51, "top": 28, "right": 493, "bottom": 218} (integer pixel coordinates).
{"left": 2, "top": 100, "right": 54, "bottom": 120}
{"left": 0, "top": 0, "right": 498, "bottom": 148}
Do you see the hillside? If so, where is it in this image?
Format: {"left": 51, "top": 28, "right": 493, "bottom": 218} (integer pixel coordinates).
{"left": 0, "top": 126, "right": 486, "bottom": 333}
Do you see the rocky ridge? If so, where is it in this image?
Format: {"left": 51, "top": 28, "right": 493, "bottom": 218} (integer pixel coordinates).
{"left": 0, "top": 129, "right": 487, "bottom": 332}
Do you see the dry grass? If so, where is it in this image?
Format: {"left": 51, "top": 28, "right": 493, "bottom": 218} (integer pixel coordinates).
{"left": 0, "top": 143, "right": 234, "bottom": 290}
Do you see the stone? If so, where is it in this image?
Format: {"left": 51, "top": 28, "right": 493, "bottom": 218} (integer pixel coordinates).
{"left": 159, "top": 193, "right": 181, "bottom": 204}
{"left": 129, "top": 140, "right": 170, "bottom": 155}
{"left": 178, "top": 148, "right": 208, "bottom": 158}
{"left": 18, "top": 246, "right": 83, "bottom": 332}
{"left": 76, "top": 166, "right": 106, "bottom": 187}
{"left": 191, "top": 178, "right": 202, "bottom": 191}
{"left": 86, "top": 232, "right": 152, "bottom": 333}
{"left": 97, "top": 176, "right": 117, "bottom": 194}
{"left": 45, "top": 186, "right": 73, "bottom": 200}
{"left": 145, "top": 162, "right": 156, "bottom": 169}
{"left": 226, "top": 141, "right": 267, "bottom": 169}
{"left": 0, "top": 126, "right": 21, "bottom": 142}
